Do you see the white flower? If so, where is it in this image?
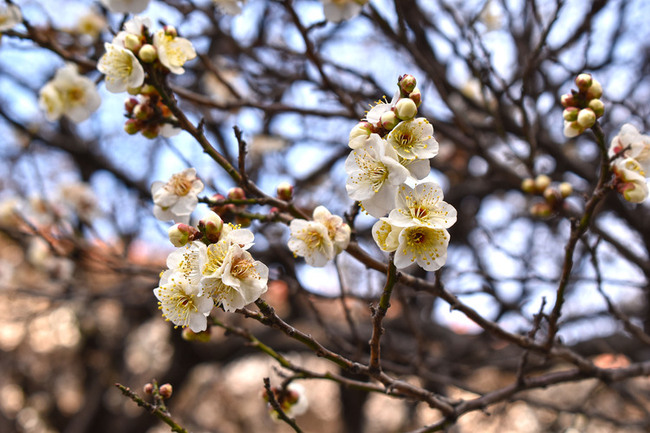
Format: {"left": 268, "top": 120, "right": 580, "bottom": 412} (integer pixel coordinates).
{"left": 399, "top": 156, "right": 430, "bottom": 180}
{"left": 100, "top": 0, "right": 151, "bottom": 14}
{"left": 98, "top": 42, "right": 145, "bottom": 93}
{"left": 387, "top": 118, "right": 439, "bottom": 160}
{"left": 151, "top": 168, "right": 204, "bottom": 223}
{"left": 365, "top": 91, "right": 398, "bottom": 127}
{"left": 77, "top": 11, "right": 107, "bottom": 39}
{"left": 372, "top": 218, "right": 401, "bottom": 252}
{"left": 218, "top": 244, "right": 268, "bottom": 309}
{"left": 213, "top": 0, "right": 245, "bottom": 15}
{"left": 154, "top": 271, "right": 213, "bottom": 332}
{"left": 348, "top": 122, "right": 374, "bottom": 150}
{"left": 153, "top": 29, "right": 196, "bottom": 75}
{"left": 611, "top": 157, "right": 649, "bottom": 203}
{"left": 395, "top": 225, "right": 450, "bottom": 271}
{"left": 609, "top": 123, "right": 650, "bottom": 173}
{"left": 120, "top": 15, "right": 152, "bottom": 38}
{"left": 38, "top": 64, "right": 101, "bottom": 123}
{"left": 387, "top": 182, "right": 457, "bottom": 229}
{"left": 345, "top": 135, "right": 410, "bottom": 217}
{"left": 167, "top": 241, "right": 206, "bottom": 286}
{"left": 563, "top": 120, "right": 584, "bottom": 138}
{"left": 321, "top": 0, "right": 367, "bottom": 22}
{"left": 288, "top": 219, "right": 334, "bottom": 267}
{"left": 0, "top": 3, "right": 21, "bottom": 31}
{"left": 312, "top": 205, "right": 351, "bottom": 253}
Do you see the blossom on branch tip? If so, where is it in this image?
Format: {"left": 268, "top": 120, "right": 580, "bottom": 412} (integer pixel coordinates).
{"left": 387, "top": 182, "right": 457, "bottom": 229}
{"left": 98, "top": 42, "right": 145, "bottom": 93}
{"left": 100, "top": 0, "right": 151, "bottom": 14}
{"left": 153, "top": 29, "right": 196, "bottom": 74}
{"left": 0, "top": 2, "right": 21, "bottom": 31}
{"left": 153, "top": 271, "right": 213, "bottom": 332}
{"left": 151, "top": 168, "right": 204, "bottom": 223}
{"left": 387, "top": 118, "right": 439, "bottom": 160}
{"left": 312, "top": 205, "right": 351, "bottom": 254}
{"left": 288, "top": 219, "right": 334, "bottom": 267}
{"left": 38, "top": 64, "right": 101, "bottom": 123}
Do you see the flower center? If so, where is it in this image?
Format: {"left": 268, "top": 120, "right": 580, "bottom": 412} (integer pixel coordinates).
{"left": 167, "top": 173, "right": 193, "bottom": 196}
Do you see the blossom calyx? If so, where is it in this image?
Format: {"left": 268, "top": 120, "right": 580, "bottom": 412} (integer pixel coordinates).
{"left": 394, "top": 98, "right": 418, "bottom": 121}
{"left": 168, "top": 223, "right": 198, "bottom": 247}
{"left": 182, "top": 327, "right": 211, "bottom": 342}
{"left": 398, "top": 74, "right": 417, "bottom": 94}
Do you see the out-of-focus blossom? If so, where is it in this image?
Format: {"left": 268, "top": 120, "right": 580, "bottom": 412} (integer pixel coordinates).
{"left": 213, "top": 0, "right": 246, "bottom": 15}
{"left": 288, "top": 219, "right": 334, "bottom": 267}
{"left": 611, "top": 157, "right": 649, "bottom": 203}
{"left": 38, "top": 64, "right": 101, "bottom": 123}
{"left": 0, "top": 3, "right": 21, "bottom": 32}
{"left": 320, "top": 0, "right": 367, "bottom": 22}
{"left": 609, "top": 123, "right": 650, "bottom": 173}
{"left": 153, "top": 28, "right": 196, "bottom": 75}
{"left": 77, "top": 10, "right": 107, "bottom": 39}
{"left": 58, "top": 182, "right": 101, "bottom": 223}
{"left": 100, "top": 0, "right": 151, "bottom": 14}
{"left": 151, "top": 168, "right": 204, "bottom": 223}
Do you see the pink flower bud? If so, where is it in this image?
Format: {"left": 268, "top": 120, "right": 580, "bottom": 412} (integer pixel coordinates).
{"left": 543, "top": 187, "right": 560, "bottom": 205}
{"left": 227, "top": 187, "right": 246, "bottom": 200}
{"left": 133, "top": 103, "right": 152, "bottom": 120}
{"left": 398, "top": 74, "right": 417, "bottom": 94}
{"left": 380, "top": 110, "right": 398, "bottom": 130}
{"left": 198, "top": 211, "right": 223, "bottom": 243}
{"left": 408, "top": 87, "right": 422, "bottom": 106}
{"left": 143, "top": 383, "right": 154, "bottom": 394}
{"left": 125, "top": 98, "right": 138, "bottom": 114}
{"left": 530, "top": 202, "right": 552, "bottom": 218}
{"left": 521, "top": 178, "right": 536, "bottom": 194}
{"left": 575, "top": 73, "right": 592, "bottom": 92}
{"left": 588, "top": 98, "right": 604, "bottom": 117}
{"left": 138, "top": 44, "right": 157, "bottom": 63}
{"left": 276, "top": 182, "right": 294, "bottom": 201}
{"left": 159, "top": 383, "right": 173, "bottom": 399}
{"left": 561, "top": 93, "right": 576, "bottom": 108}
{"left": 168, "top": 223, "right": 193, "bottom": 247}
{"left": 394, "top": 98, "right": 418, "bottom": 121}
{"left": 562, "top": 107, "right": 579, "bottom": 122}
{"left": 576, "top": 108, "right": 596, "bottom": 128}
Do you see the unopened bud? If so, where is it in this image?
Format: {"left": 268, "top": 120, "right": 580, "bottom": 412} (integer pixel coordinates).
{"left": 141, "top": 124, "right": 160, "bottom": 139}
{"left": 133, "top": 103, "right": 152, "bottom": 120}
{"left": 276, "top": 182, "right": 294, "bottom": 201}
{"left": 561, "top": 93, "right": 576, "bottom": 108}
{"left": 164, "top": 25, "right": 177, "bottom": 37}
{"left": 394, "top": 98, "right": 418, "bottom": 121}
{"left": 127, "top": 86, "right": 142, "bottom": 95}
{"left": 235, "top": 215, "right": 252, "bottom": 227}
{"left": 575, "top": 73, "right": 592, "bottom": 92}
{"left": 408, "top": 87, "right": 421, "bottom": 106}
{"left": 380, "top": 110, "right": 398, "bottom": 130}
{"left": 576, "top": 108, "right": 596, "bottom": 128}
{"left": 138, "top": 44, "right": 157, "bottom": 63}
{"left": 559, "top": 182, "right": 573, "bottom": 198}
{"left": 564, "top": 121, "right": 583, "bottom": 138}
{"left": 534, "top": 174, "right": 551, "bottom": 192}
{"left": 168, "top": 223, "right": 193, "bottom": 247}
{"left": 159, "top": 383, "right": 173, "bottom": 399}
{"left": 398, "top": 74, "right": 417, "bottom": 94}
{"left": 530, "top": 202, "right": 552, "bottom": 218}
{"left": 543, "top": 187, "right": 560, "bottom": 205}
{"left": 124, "top": 34, "right": 141, "bottom": 52}
{"left": 124, "top": 118, "right": 140, "bottom": 135}
{"left": 227, "top": 187, "right": 246, "bottom": 200}
{"left": 143, "top": 383, "right": 154, "bottom": 395}
{"left": 198, "top": 211, "right": 223, "bottom": 243}
{"left": 562, "top": 107, "right": 578, "bottom": 122}
{"left": 521, "top": 178, "right": 536, "bottom": 194}
{"left": 182, "top": 327, "right": 211, "bottom": 342}
{"left": 588, "top": 98, "right": 604, "bottom": 117}
{"left": 586, "top": 79, "right": 603, "bottom": 100}
{"left": 140, "top": 84, "right": 157, "bottom": 96}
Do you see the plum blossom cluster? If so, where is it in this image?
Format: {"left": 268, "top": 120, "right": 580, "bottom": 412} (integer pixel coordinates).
{"left": 288, "top": 206, "right": 351, "bottom": 267}
{"left": 346, "top": 74, "right": 457, "bottom": 271}
{"left": 608, "top": 124, "right": 650, "bottom": 203}
{"left": 562, "top": 73, "right": 604, "bottom": 138}
{"left": 97, "top": 16, "right": 196, "bottom": 138}
{"left": 154, "top": 211, "right": 269, "bottom": 332}
{"left": 320, "top": 0, "right": 368, "bottom": 22}
{"left": 38, "top": 63, "right": 101, "bottom": 123}
{"left": 521, "top": 174, "right": 573, "bottom": 217}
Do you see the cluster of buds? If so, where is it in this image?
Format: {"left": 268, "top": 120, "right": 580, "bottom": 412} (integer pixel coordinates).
{"left": 562, "top": 73, "right": 604, "bottom": 138}
{"left": 209, "top": 187, "right": 251, "bottom": 227}
{"left": 167, "top": 211, "right": 223, "bottom": 247}
{"left": 124, "top": 85, "right": 179, "bottom": 139}
{"left": 263, "top": 383, "right": 308, "bottom": 420}
{"left": 521, "top": 174, "right": 573, "bottom": 217}
{"left": 143, "top": 382, "right": 173, "bottom": 399}
{"left": 350, "top": 74, "right": 423, "bottom": 144}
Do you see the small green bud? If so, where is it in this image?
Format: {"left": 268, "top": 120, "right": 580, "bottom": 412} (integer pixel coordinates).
{"left": 398, "top": 74, "right": 417, "bottom": 94}
{"left": 562, "top": 107, "right": 579, "bottom": 122}
{"left": 588, "top": 98, "right": 604, "bottom": 117}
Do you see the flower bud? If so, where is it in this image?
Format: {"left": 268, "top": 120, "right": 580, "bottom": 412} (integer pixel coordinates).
{"left": 124, "top": 118, "right": 140, "bottom": 135}
{"left": 164, "top": 25, "right": 177, "bottom": 37}
{"left": 276, "top": 182, "right": 294, "bottom": 201}
{"left": 380, "top": 110, "right": 398, "bottom": 130}
{"left": 124, "top": 34, "right": 141, "bottom": 52}
{"left": 159, "top": 383, "right": 173, "bottom": 399}
{"left": 138, "top": 44, "right": 157, "bottom": 63}
{"left": 521, "top": 178, "right": 536, "bottom": 194}
{"left": 394, "top": 98, "right": 418, "bottom": 121}
{"left": 530, "top": 202, "right": 552, "bottom": 218}
{"left": 141, "top": 124, "right": 160, "bottom": 139}
{"left": 235, "top": 215, "right": 252, "bottom": 227}
{"left": 398, "top": 74, "right": 417, "bottom": 94}
{"left": 543, "top": 187, "right": 560, "bottom": 205}
{"left": 143, "top": 383, "right": 154, "bottom": 395}
{"left": 560, "top": 93, "right": 576, "bottom": 108}
{"left": 534, "top": 174, "right": 551, "bottom": 192}
{"left": 124, "top": 98, "right": 138, "bottom": 114}
{"left": 575, "top": 73, "right": 592, "bottom": 92}
{"left": 563, "top": 121, "right": 583, "bottom": 138}
{"left": 576, "top": 108, "right": 596, "bottom": 128}
{"left": 588, "top": 98, "right": 604, "bottom": 117}
{"left": 182, "top": 327, "right": 211, "bottom": 342}
{"left": 198, "top": 211, "right": 223, "bottom": 243}
{"left": 227, "top": 187, "right": 246, "bottom": 200}
{"left": 168, "top": 223, "right": 193, "bottom": 247}
{"left": 133, "top": 103, "right": 152, "bottom": 120}
{"left": 559, "top": 182, "right": 573, "bottom": 198}
{"left": 586, "top": 79, "right": 602, "bottom": 100}
{"left": 408, "top": 87, "right": 421, "bottom": 106}
{"left": 562, "top": 107, "right": 578, "bottom": 122}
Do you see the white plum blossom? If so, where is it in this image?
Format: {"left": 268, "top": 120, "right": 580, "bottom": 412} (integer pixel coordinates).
{"left": 611, "top": 157, "right": 649, "bottom": 203}
{"left": 345, "top": 135, "right": 410, "bottom": 217}
{"left": 77, "top": 11, "right": 107, "bottom": 40}
{"left": 0, "top": 2, "right": 21, "bottom": 31}
{"left": 372, "top": 218, "right": 401, "bottom": 253}
{"left": 166, "top": 241, "right": 206, "bottom": 286}
{"left": 387, "top": 182, "right": 457, "bottom": 229}
{"left": 321, "top": 0, "right": 367, "bottom": 22}
{"left": 312, "top": 205, "right": 351, "bottom": 253}
{"left": 38, "top": 64, "right": 101, "bottom": 123}
{"left": 288, "top": 219, "right": 333, "bottom": 267}
{"left": 98, "top": 42, "right": 145, "bottom": 93}
{"left": 154, "top": 271, "right": 213, "bottom": 332}
{"left": 387, "top": 118, "right": 439, "bottom": 160}
{"left": 153, "top": 29, "right": 197, "bottom": 75}
{"left": 100, "top": 0, "right": 151, "bottom": 14}
{"left": 365, "top": 91, "right": 398, "bottom": 126}
{"left": 118, "top": 15, "right": 152, "bottom": 40}
{"left": 348, "top": 122, "right": 374, "bottom": 150}
{"left": 213, "top": 0, "right": 246, "bottom": 15}
{"left": 609, "top": 123, "right": 650, "bottom": 173}
{"left": 151, "top": 168, "right": 204, "bottom": 223}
